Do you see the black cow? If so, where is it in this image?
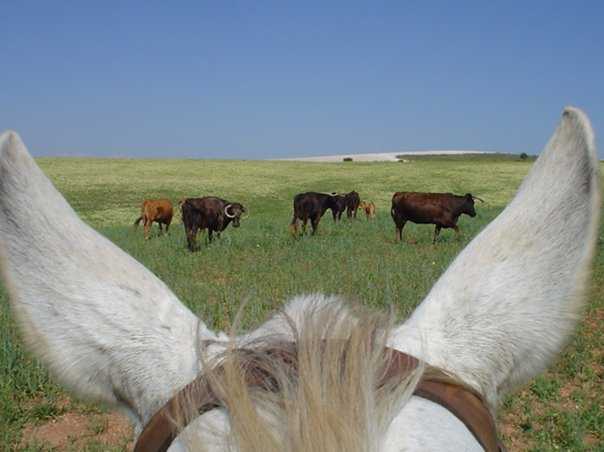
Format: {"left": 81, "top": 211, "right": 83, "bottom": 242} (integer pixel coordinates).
{"left": 391, "top": 192, "right": 482, "bottom": 243}
{"left": 344, "top": 191, "right": 361, "bottom": 218}
{"left": 181, "top": 197, "right": 246, "bottom": 251}
{"left": 331, "top": 195, "right": 347, "bottom": 222}
{"left": 289, "top": 192, "right": 338, "bottom": 236}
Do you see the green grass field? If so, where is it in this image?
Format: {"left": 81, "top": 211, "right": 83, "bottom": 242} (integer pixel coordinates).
{"left": 1, "top": 155, "right": 602, "bottom": 450}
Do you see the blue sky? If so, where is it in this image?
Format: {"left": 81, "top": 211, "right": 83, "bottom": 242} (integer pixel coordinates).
{"left": 2, "top": 1, "right": 603, "bottom": 159}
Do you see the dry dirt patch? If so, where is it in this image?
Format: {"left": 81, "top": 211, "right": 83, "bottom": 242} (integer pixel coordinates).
{"left": 21, "top": 410, "right": 132, "bottom": 450}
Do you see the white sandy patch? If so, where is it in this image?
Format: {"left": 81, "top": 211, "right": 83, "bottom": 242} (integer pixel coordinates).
{"left": 275, "top": 150, "right": 494, "bottom": 162}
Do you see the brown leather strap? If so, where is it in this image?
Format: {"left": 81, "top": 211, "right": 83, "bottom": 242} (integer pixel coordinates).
{"left": 134, "top": 346, "right": 503, "bottom": 452}
{"left": 415, "top": 378, "right": 504, "bottom": 452}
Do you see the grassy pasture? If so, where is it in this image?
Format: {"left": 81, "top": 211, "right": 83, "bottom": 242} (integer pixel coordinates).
{"left": 0, "top": 154, "right": 602, "bottom": 450}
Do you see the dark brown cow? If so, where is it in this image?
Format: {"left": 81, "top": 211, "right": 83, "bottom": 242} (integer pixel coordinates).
{"left": 391, "top": 192, "right": 482, "bottom": 243}
{"left": 181, "top": 197, "right": 246, "bottom": 251}
{"left": 134, "top": 199, "right": 173, "bottom": 240}
{"left": 331, "top": 195, "right": 347, "bottom": 222}
{"left": 289, "top": 192, "right": 338, "bottom": 236}
{"left": 344, "top": 191, "right": 361, "bottom": 218}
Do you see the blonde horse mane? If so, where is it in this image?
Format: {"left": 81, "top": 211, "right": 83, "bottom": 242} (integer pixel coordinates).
{"left": 175, "top": 301, "right": 424, "bottom": 452}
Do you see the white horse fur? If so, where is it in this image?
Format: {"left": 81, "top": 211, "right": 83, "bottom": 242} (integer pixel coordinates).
{"left": 0, "top": 107, "right": 600, "bottom": 451}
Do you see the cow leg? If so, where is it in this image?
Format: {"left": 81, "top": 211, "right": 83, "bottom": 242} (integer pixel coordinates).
{"left": 433, "top": 225, "right": 441, "bottom": 244}
{"left": 165, "top": 221, "right": 170, "bottom": 234}
{"left": 208, "top": 230, "right": 214, "bottom": 243}
{"left": 395, "top": 221, "right": 406, "bottom": 242}
{"left": 158, "top": 222, "right": 163, "bottom": 235}
{"left": 143, "top": 217, "right": 151, "bottom": 240}
{"left": 186, "top": 225, "right": 199, "bottom": 251}
{"left": 311, "top": 215, "right": 320, "bottom": 235}
{"left": 185, "top": 229, "right": 194, "bottom": 251}
{"left": 453, "top": 224, "right": 461, "bottom": 240}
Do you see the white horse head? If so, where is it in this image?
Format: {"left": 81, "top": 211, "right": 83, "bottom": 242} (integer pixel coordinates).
{"left": 0, "top": 107, "right": 599, "bottom": 451}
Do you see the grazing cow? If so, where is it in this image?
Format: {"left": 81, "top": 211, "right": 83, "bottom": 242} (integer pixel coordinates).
{"left": 290, "top": 192, "right": 338, "bottom": 235}
{"left": 181, "top": 196, "right": 246, "bottom": 251}
{"left": 359, "top": 201, "right": 376, "bottom": 219}
{"left": 133, "top": 199, "right": 173, "bottom": 240}
{"left": 391, "top": 192, "right": 482, "bottom": 243}
{"left": 345, "top": 191, "right": 361, "bottom": 218}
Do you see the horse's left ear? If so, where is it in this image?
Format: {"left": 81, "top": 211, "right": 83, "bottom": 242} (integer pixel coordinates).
{"left": 391, "top": 107, "right": 600, "bottom": 407}
{"left": 0, "top": 131, "right": 220, "bottom": 429}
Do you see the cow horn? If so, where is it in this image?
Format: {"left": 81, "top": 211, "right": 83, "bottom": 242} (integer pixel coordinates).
{"left": 472, "top": 196, "right": 485, "bottom": 203}
{"left": 224, "top": 204, "right": 236, "bottom": 218}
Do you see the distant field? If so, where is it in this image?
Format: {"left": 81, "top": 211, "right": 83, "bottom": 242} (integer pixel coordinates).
{"left": 0, "top": 155, "right": 602, "bottom": 450}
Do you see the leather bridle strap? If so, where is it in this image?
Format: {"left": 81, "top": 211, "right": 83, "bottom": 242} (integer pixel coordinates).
{"left": 134, "top": 346, "right": 503, "bottom": 452}
{"left": 415, "top": 378, "right": 505, "bottom": 452}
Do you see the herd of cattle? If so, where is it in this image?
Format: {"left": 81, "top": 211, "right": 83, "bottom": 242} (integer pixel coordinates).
{"left": 134, "top": 191, "right": 482, "bottom": 251}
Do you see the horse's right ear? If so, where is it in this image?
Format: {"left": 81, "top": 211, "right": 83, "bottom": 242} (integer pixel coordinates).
{"left": 391, "top": 107, "right": 600, "bottom": 407}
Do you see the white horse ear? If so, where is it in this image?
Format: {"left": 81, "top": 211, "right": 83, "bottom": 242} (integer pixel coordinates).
{"left": 391, "top": 107, "right": 600, "bottom": 407}
{"left": 0, "top": 131, "right": 218, "bottom": 429}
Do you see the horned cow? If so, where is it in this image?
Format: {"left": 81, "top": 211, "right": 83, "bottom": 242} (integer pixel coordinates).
{"left": 181, "top": 196, "right": 246, "bottom": 251}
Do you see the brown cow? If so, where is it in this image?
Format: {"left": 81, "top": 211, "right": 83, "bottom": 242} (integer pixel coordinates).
{"left": 359, "top": 201, "right": 376, "bottom": 220}
{"left": 134, "top": 199, "right": 173, "bottom": 240}
{"left": 391, "top": 192, "right": 482, "bottom": 243}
